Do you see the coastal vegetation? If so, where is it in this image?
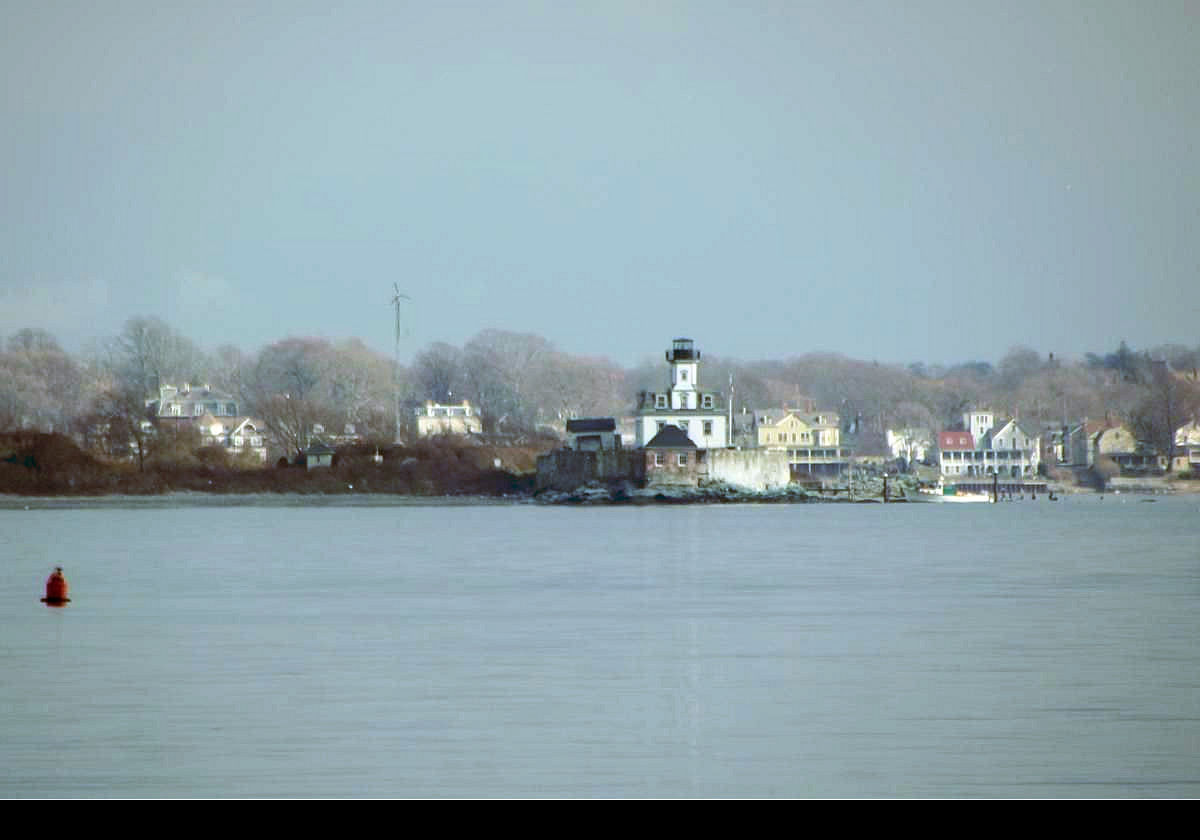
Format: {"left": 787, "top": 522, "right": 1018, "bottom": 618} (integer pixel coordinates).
{"left": 1, "top": 317, "right": 1197, "bottom": 495}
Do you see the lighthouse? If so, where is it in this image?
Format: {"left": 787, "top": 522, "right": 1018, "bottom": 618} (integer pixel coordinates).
{"left": 634, "top": 338, "right": 727, "bottom": 449}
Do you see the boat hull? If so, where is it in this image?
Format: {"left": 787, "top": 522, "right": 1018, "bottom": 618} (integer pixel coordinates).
{"left": 905, "top": 488, "right": 992, "bottom": 503}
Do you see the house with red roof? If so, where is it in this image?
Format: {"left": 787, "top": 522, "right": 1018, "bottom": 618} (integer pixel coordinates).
{"left": 936, "top": 410, "right": 1042, "bottom": 479}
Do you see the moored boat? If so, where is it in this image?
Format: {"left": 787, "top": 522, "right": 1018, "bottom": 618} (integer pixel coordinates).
{"left": 905, "top": 482, "right": 992, "bottom": 503}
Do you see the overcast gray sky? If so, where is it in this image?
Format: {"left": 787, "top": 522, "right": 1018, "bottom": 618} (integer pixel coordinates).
{"left": 2, "top": 1, "right": 1196, "bottom": 367}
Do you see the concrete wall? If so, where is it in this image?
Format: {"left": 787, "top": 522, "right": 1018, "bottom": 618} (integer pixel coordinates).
{"left": 535, "top": 448, "right": 645, "bottom": 491}
{"left": 706, "top": 449, "right": 790, "bottom": 491}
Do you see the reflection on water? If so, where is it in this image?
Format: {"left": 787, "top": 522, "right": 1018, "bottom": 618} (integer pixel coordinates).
{"left": 2, "top": 495, "right": 1198, "bottom": 797}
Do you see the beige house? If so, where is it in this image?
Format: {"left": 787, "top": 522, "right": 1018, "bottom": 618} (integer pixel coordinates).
{"left": 756, "top": 409, "right": 815, "bottom": 449}
{"left": 1095, "top": 425, "right": 1164, "bottom": 473}
{"left": 754, "top": 407, "right": 849, "bottom": 477}
{"left": 415, "top": 400, "right": 483, "bottom": 437}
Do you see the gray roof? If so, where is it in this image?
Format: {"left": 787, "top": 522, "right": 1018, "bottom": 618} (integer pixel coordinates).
{"left": 566, "top": 417, "right": 616, "bottom": 433}
{"left": 645, "top": 425, "right": 697, "bottom": 449}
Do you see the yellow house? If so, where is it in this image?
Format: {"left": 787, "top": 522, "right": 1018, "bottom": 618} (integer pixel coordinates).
{"left": 755, "top": 409, "right": 841, "bottom": 449}
{"left": 756, "top": 410, "right": 816, "bottom": 449}
{"left": 755, "top": 407, "right": 849, "bottom": 478}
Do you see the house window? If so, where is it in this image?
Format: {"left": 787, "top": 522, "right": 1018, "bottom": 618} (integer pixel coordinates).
{"left": 703, "top": 421, "right": 713, "bottom": 436}
{"left": 657, "top": 421, "right": 667, "bottom": 433}
{"left": 655, "top": 452, "right": 665, "bottom": 466}
{"left": 677, "top": 453, "right": 688, "bottom": 466}
{"left": 702, "top": 395, "right": 713, "bottom": 409}
{"left": 655, "top": 394, "right": 667, "bottom": 409}
{"left": 680, "top": 369, "right": 688, "bottom": 382}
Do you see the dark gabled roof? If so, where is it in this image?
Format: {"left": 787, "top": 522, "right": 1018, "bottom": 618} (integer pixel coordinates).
{"left": 645, "top": 425, "right": 697, "bottom": 449}
{"left": 566, "top": 417, "right": 616, "bottom": 433}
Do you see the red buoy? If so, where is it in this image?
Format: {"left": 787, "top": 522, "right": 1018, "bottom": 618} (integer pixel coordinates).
{"left": 41, "top": 567, "right": 70, "bottom": 606}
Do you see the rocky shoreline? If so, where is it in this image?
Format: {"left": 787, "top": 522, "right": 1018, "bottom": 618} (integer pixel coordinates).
{"left": 535, "top": 481, "right": 876, "bottom": 504}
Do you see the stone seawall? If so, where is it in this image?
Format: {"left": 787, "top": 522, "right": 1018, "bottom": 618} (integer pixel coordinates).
{"left": 706, "top": 449, "right": 790, "bottom": 492}
{"left": 535, "top": 449, "right": 645, "bottom": 492}
{"left": 536, "top": 447, "right": 791, "bottom": 493}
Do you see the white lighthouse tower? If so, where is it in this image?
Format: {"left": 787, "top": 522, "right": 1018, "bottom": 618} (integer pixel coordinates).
{"left": 635, "top": 338, "right": 727, "bottom": 448}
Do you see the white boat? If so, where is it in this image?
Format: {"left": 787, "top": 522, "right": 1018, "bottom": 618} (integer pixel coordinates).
{"left": 905, "top": 482, "right": 993, "bottom": 503}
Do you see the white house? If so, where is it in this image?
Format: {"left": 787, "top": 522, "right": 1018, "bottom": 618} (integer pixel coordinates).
{"left": 633, "top": 338, "right": 728, "bottom": 450}
{"left": 886, "top": 427, "right": 932, "bottom": 463}
{"left": 151, "top": 384, "right": 239, "bottom": 420}
{"left": 415, "top": 400, "right": 483, "bottom": 437}
{"left": 937, "top": 413, "right": 1041, "bottom": 478}
{"left": 1174, "top": 419, "right": 1200, "bottom": 472}
{"left": 195, "top": 414, "right": 269, "bottom": 463}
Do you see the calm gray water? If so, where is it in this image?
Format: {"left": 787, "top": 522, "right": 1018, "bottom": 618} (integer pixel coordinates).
{"left": 2, "top": 494, "right": 1198, "bottom": 797}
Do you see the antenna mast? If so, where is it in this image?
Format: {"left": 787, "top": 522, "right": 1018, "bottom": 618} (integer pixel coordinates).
{"left": 391, "top": 284, "right": 411, "bottom": 444}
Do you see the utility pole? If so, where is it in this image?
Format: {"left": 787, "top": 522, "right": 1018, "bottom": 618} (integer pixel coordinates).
{"left": 391, "top": 284, "right": 411, "bottom": 445}
{"left": 727, "top": 372, "right": 734, "bottom": 448}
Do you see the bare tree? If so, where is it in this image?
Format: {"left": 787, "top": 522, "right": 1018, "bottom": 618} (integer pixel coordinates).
{"left": 412, "top": 342, "right": 465, "bottom": 404}
{"left": 0, "top": 329, "right": 84, "bottom": 433}
{"left": 106, "top": 317, "right": 206, "bottom": 399}
{"left": 91, "top": 384, "right": 154, "bottom": 471}
{"left": 462, "top": 329, "right": 553, "bottom": 431}
{"left": 1130, "top": 363, "right": 1200, "bottom": 469}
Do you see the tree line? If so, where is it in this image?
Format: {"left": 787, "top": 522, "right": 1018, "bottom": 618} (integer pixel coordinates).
{"left": 2, "top": 318, "right": 1197, "bottom": 464}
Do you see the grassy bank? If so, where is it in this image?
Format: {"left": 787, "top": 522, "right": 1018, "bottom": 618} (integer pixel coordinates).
{"left": 0, "top": 433, "right": 538, "bottom": 497}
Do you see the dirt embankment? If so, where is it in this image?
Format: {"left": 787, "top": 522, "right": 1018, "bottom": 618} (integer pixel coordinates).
{"left": 0, "top": 433, "right": 540, "bottom": 497}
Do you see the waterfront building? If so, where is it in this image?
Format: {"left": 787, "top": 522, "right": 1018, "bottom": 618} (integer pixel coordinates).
{"left": 633, "top": 338, "right": 727, "bottom": 449}
{"left": 936, "top": 413, "right": 1041, "bottom": 478}
{"left": 754, "top": 406, "right": 850, "bottom": 477}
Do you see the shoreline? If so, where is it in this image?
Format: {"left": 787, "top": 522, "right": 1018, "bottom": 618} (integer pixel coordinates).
{"left": 4, "top": 482, "right": 1192, "bottom": 511}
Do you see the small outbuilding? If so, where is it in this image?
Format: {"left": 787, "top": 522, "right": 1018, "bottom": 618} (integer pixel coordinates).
{"left": 566, "top": 418, "right": 621, "bottom": 452}
{"left": 302, "top": 441, "right": 336, "bottom": 470}
{"left": 644, "top": 425, "right": 702, "bottom": 487}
